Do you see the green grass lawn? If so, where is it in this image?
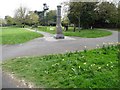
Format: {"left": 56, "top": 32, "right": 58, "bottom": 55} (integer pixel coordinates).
{"left": 2, "top": 45, "right": 119, "bottom": 88}
{"left": 0, "top": 27, "right": 43, "bottom": 44}
{"left": 37, "top": 26, "right": 56, "bottom": 34}
{"left": 37, "top": 26, "right": 112, "bottom": 38}
{"left": 0, "top": 28, "right": 2, "bottom": 44}
{"left": 114, "top": 29, "right": 120, "bottom": 32}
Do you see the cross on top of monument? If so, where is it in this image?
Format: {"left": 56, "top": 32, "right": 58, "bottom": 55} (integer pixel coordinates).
{"left": 43, "top": 3, "right": 49, "bottom": 11}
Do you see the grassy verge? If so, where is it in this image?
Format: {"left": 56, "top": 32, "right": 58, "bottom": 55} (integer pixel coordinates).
{"left": 37, "top": 26, "right": 112, "bottom": 38}
{"left": 0, "top": 27, "right": 43, "bottom": 44}
{"left": 2, "top": 44, "right": 119, "bottom": 88}
{"left": 0, "top": 27, "right": 1, "bottom": 44}
{"left": 37, "top": 26, "right": 56, "bottom": 34}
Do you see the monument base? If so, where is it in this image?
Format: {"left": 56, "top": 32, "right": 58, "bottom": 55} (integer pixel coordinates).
{"left": 54, "top": 34, "right": 64, "bottom": 39}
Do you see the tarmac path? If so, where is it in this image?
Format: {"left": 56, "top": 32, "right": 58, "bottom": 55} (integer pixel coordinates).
{"left": 1, "top": 29, "right": 119, "bottom": 88}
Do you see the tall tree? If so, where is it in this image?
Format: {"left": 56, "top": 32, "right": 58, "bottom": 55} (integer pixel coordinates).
{"left": 68, "top": 2, "right": 83, "bottom": 31}
{"left": 62, "top": 16, "right": 69, "bottom": 31}
{"left": 67, "top": 2, "right": 98, "bottom": 30}
{"left": 14, "top": 6, "right": 29, "bottom": 27}
{"left": 5, "top": 16, "right": 15, "bottom": 25}
{"left": 95, "top": 2, "right": 118, "bottom": 28}
{"left": 46, "top": 10, "right": 57, "bottom": 25}
{"left": 118, "top": 1, "right": 120, "bottom": 28}
{"left": 80, "top": 2, "right": 98, "bottom": 29}
{"left": 62, "top": 16, "right": 69, "bottom": 25}
{"left": 26, "top": 11, "right": 39, "bottom": 26}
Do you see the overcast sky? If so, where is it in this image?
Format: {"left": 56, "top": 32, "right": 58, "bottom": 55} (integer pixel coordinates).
{"left": 0, "top": 0, "right": 119, "bottom": 18}
{"left": 0, "top": 0, "right": 68, "bottom": 18}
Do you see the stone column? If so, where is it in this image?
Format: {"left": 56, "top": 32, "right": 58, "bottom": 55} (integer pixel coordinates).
{"left": 54, "top": 5, "right": 64, "bottom": 39}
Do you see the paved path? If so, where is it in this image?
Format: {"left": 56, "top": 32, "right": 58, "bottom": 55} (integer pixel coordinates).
{"left": 1, "top": 29, "right": 119, "bottom": 88}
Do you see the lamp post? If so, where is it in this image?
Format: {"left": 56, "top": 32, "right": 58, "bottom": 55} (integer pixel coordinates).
{"left": 54, "top": 5, "right": 64, "bottom": 39}
{"left": 43, "top": 3, "right": 49, "bottom": 26}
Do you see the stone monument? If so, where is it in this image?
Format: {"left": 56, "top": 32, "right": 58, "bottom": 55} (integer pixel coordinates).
{"left": 54, "top": 5, "right": 64, "bottom": 39}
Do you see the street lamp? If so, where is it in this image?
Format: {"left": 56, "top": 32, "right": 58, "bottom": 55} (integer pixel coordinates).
{"left": 43, "top": 3, "right": 49, "bottom": 11}
{"left": 43, "top": 3, "right": 49, "bottom": 26}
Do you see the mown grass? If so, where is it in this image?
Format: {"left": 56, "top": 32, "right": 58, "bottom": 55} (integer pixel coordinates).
{"left": 37, "top": 26, "right": 112, "bottom": 38}
{"left": 2, "top": 45, "right": 119, "bottom": 88}
{"left": 37, "top": 26, "right": 56, "bottom": 34}
{"left": 0, "top": 27, "right": 43, "bottom": 44}
{"left": 0, "top": 27, "right": 2, "bottom": 44}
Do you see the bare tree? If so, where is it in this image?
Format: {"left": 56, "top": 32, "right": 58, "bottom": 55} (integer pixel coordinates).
{"left": 14, "top": 6, "right": 29, "bottom": 27}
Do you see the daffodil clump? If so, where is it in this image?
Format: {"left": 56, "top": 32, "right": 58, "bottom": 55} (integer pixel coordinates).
{"left": 2, "top": 43, "right": 119, "bottom": 88}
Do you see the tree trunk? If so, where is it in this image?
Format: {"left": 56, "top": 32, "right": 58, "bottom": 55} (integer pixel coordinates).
{"left": 66, "top": 24, "right": 68, "bottom": 31}
{"left": 78, "top": 16, "right": 80, "bottom": 32}
{"left": 73, "top": 24, "right": 76, "bottom": 32}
